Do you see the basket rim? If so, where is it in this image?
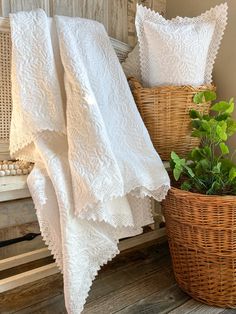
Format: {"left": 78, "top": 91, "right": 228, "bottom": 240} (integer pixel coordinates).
{"left": 128, "top": 77, "right": 216, "bottom": 92}
{"left": 169, "top": 186, "right": 236, "bottom": 201}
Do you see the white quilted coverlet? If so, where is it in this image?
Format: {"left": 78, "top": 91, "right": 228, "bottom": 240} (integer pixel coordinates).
{"left": 9, "top": 10, "right": 170, "bottom": 314}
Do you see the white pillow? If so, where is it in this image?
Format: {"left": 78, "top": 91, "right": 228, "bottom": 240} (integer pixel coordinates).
{"left": 135, "top": 3, "right": 228, "bottom": 87}
{"left": 121, "top": 44, "right": 141, "bottom": 80}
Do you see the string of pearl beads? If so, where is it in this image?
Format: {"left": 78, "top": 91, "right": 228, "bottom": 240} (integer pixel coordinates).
{"left": 0, "top": 160, "right": 33, "bottom": 177}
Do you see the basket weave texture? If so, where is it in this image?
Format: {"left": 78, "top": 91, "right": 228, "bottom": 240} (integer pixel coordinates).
{"left": 162, "top": 187, "right": 236, "bottom": 308}
{"left": 129, "top": 77, "right": 215, "bottom": 161}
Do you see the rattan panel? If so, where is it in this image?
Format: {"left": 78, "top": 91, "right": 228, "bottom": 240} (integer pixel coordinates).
{"left": 0, "top": 31, "right": 11, "bottom": 144}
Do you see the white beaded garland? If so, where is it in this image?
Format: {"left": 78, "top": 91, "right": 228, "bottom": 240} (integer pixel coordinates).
{"left": 16, "top": 169, "right": 22, "bottom": 175}
{"left": 0, "top": 160, "right": 33, "bottom": 177}
{"left": 22, "top": 169, "right": 28, "bottom": 175}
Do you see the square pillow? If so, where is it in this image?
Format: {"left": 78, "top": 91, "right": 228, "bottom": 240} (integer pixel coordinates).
{"left": 122, "top": 44, "right": 141, "bottom": 81}
{"left": 135, "top": 3, "right": 228, "bottom": 87}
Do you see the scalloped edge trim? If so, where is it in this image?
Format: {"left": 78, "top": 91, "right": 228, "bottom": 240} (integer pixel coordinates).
{"left": 69, "top": 239, "right": 119, "bottom": 313}
{"left": 10, "top": 128, "right": 67, "bottom": 162}
{"left": 75, "top": 183, "right": 169, "bottom": 226}
{"left": 77, "top": 190, "right": 155, "bottom": 227}
{"left": 37, "top": 212, "right": 64, "bottom": 272}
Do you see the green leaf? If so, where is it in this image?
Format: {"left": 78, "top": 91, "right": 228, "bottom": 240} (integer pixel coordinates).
{"left": 190, "top": 148, "right": 202, "bottom": 161}
{"left": 193, "top": 90, "right": 216, "bottom": 104}
{"left": 203, "top": 146, "right": 211, "bottom": 158}
{"left": 199, "top": 159, "right": 211, "bottom": 170}
{"left": 189, "top": 109, "right": 200, "bottom": 119}
{"left": 212, "top": 162, "right": 221, "bottom": 174}
{"left": 201, "top": 120, "right": 211, "bottom": 132}
{"left": 171, "top": 152, "right": 186, "bottom": 181}
{"left": 169, "top": 158, "right": 175, "bottom": 170}
{"left": 206, "top": 181, "right": 221, "bottom": 195}
{"left": 185, "top": 165, "right": 195, "bottom": 178}
{"left": 195, "top": 162, "right": 205, "bottom": 176}
{"left": 171, "top": 151, "right": 181, "bottom": 163}
{"left": 229, "top": 167, "right": 236, "bottom": 182}
{"left": 191, "top": 130, "right": 206, "bottom": 138}
{"left": 193, "top": 92, "right": 204, "bottom": 104}
{"left": 191, "top": 120, "right": 201, "bottom": 129}
{"left": 202, "top": 114, "right": 211, "bottom": 121}
{"left": 204, "top": 90, "right": 217, "bottom": 102}
{"left": 225, "top": 98, "right": 234, "bottom": 113}
{"left": 173, "top": 166, "right": 182, "bottom": 181}
{"left": 221, "top": 159, "right": 235, "bottom": 171}
{"left": 216, "top": 125, "right": 227, "bottom": 141}
{"left": 215, "top": 113, "right": 230, "bottom": 121}
{"left": 227, "top": 119, "right": 236, "bottom": 136}
{"left": 181, "top": 181, "right": 192, "bottom": 191}
{"left": 219, "top": 142, "right": 229, "bottom": 155}
{"left": 211, "top": 101, "right": 231, "bottom": 113}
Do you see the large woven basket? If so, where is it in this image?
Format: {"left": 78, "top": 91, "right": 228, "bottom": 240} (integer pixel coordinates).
{"left": 162, "top": 187, "right": 236, "bottom": 307}
{"left": 129, "top": 77, "right": 215, "bottom": 161}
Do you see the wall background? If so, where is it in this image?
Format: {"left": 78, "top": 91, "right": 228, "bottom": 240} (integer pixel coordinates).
{"left": 166, "top": 0, "right": 236, "bottom": 151}
{"left": 0, "top": 0, "right": 166, "bottom": 47}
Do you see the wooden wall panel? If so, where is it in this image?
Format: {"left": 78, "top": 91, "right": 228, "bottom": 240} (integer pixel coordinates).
{"left": 0, "top": 198, "right": 44, "bottom": 259}
{"left": 108, "top": 0, "right": 128, "bottom": 43}
{"left": 1, "top": 0, "right": 50, "bottom": 16}
{"left": 1, "top": 0, "right": 10, "bottom": 16}
{"left": 0, "top": 222, "right": 44, "bottom": 259}
{"left": 0, "top": 198, "right": 36, "bottom": 229}
{"left": 50, "top": 0, "right": 74, "bottom": 16}
{"left": 0, "top": 0, "right": 166, "bottom": 46}
{"left": 73, "top": 0, "right": 108, "bottom": 27}
{"left": 51, "top": 0, "right": 108, "bottom": 27}
{"left": 151, "top": 0, "right": 166, "bottom": 14}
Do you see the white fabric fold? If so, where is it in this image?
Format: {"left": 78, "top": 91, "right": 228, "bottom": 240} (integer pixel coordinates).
{"left": 10, "top": 10, "right": 170, "bottom": 314}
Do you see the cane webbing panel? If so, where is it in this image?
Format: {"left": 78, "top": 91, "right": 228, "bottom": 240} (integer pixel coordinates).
{"left": 0, "top": 31, "right": 11, "bottom": 144}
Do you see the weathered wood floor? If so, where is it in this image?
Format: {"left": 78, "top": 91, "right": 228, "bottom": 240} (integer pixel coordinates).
{"left": 0, "top": 243, "right": 235, "bottom": 314}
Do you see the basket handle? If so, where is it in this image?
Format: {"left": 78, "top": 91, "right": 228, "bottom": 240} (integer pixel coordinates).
{"left": 128, "top": 77, "right": 143, "bottom": 90}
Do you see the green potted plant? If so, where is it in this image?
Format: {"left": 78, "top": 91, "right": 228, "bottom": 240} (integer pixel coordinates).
{"left": 162, "top": 91, "right": 236, "bottom": 307}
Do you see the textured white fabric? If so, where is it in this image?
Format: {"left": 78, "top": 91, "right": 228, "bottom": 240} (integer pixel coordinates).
{"left": 136, "top": 3, "right": 228, "bottom": 87}
{"left": 121, "top": 44, "right": 141, "bottom": 80}
{"left": 10, "top": 10, "right": 170, "bottom": 314}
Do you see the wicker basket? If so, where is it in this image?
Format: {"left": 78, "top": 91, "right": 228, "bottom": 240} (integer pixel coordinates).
{"left": 162, "top": 187, "right": 236, "bottom": 308}
{"left": 129, "top": 77, "right": 215, "bottom": 161}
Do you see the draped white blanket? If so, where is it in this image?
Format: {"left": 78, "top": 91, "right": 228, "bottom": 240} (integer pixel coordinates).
{"left": 10, "top": 10, "right": 170, "bottom": 314}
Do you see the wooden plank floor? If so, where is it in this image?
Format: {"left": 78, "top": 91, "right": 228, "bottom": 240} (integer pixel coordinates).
{"left": 0, "top": 243, "right": 235, "bottom": 314}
